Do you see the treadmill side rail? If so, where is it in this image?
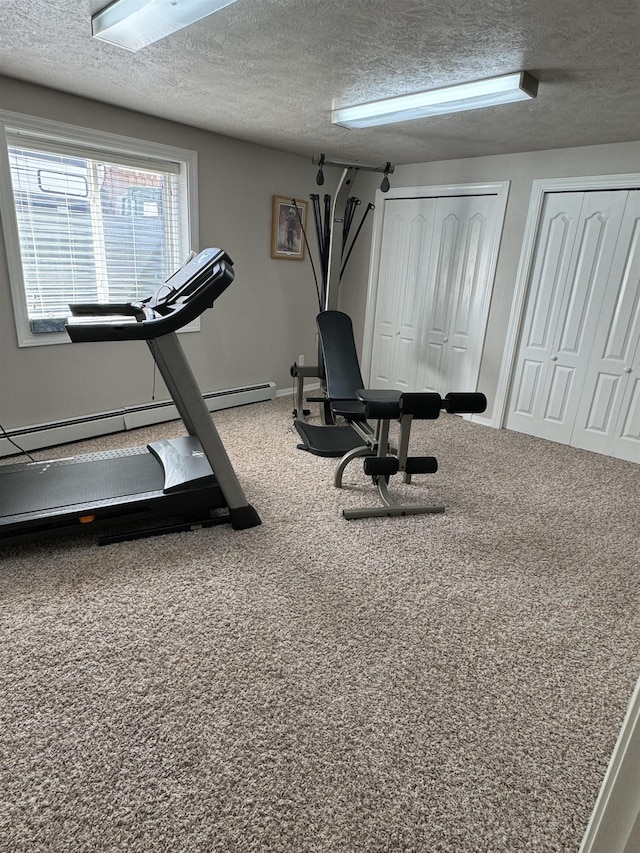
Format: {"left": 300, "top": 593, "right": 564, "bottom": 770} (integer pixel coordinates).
{"left": 148, "top": 332, "right": 257, "bottom": 516}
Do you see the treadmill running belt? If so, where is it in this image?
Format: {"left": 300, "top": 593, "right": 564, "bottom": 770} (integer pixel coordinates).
{"left": 0, "top": 450, "right": 163, "bottom": 517}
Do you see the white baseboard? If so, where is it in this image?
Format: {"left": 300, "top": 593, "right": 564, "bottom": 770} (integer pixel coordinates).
{"left": 0, "top": 382, "right": 276, "bottom": 457}
{"left": 276, "top": 382, "right": 321, "bottom": 398}
{"left": 470, "top": 414, "right": 496, "bottom": 428}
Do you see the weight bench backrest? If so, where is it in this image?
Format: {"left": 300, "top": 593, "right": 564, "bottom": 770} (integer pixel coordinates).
{"left": 317, "top": 311, "right": 366, "bottom": 420}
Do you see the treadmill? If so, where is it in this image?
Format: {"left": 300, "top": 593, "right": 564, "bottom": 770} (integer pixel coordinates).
{"left": 0, "top": 247, "right": 261, "bottom": 546}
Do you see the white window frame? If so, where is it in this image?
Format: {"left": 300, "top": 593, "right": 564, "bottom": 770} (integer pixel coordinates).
{"left": 0, "top": 111, "right": 199, "bottom": 347}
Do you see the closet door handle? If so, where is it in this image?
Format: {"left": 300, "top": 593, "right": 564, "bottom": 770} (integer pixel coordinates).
{"left": 624, "top": 367, "right": 632, "bottom": 373}
{"left": 550, "top": 355, "right": 558, "bottom": 362}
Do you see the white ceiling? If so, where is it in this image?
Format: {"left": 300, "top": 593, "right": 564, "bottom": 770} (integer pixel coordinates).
{"left": 1, "top": 0, "right": 639, "bottom": 166}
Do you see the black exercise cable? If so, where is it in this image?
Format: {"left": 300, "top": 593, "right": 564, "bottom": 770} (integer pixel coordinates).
{"left": 310, "top": 193, "right": 325, "bottom": 282}
{"left": 290, "top": 198, "right": 322, "bottom": 311}
{"left": 347, "top": 197, "right": 360, "bottom": 237}
{"left": 323, "top": 193, "right": 331, "bottom": 287}
{"left": 342, "top": 196, "right": 353, "bottom": 248}
{"left": 0, "top": 421, "right": 36, "bottom": 462}
{"left": 341, "top": 202, "right": 375, "bottom": 280}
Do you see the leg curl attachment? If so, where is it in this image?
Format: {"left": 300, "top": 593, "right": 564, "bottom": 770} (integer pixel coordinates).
{"left": 337, "top": 389, "right": 486, "bottom": 520}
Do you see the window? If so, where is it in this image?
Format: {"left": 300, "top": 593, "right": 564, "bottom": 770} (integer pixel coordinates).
{"left": 0, "top": 113, "right": 198, "bottom": 346}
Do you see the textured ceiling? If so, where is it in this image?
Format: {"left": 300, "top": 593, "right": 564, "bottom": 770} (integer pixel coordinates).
{"left": 0, "top": 0, "right": 639, "bottom": 165}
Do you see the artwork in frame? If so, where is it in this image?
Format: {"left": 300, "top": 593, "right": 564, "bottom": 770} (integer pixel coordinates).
{"left": 271, "top": 195, "right": 307, "bottom": 260}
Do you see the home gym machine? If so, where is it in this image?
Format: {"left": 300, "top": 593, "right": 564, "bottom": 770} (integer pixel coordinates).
{"left": 309, "top": 310, "right": 487, "bottom": 519}
{"left": 290, "top": 154, "right": 394, "bottom": 457}
{"left": 0, "top": 248, "right": 261, "bottom": 546}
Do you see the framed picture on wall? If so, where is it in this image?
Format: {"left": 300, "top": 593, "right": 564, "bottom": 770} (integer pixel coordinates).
{"left": 271, "top": 195, "right": 307, "bottom": 260}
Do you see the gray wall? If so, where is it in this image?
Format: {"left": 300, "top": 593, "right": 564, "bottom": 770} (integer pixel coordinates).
{"left": 341, "top": 141, "right": 640, "bottom": 419}
{"left": 0, "top": 76, "right": 329, "bottom": 431}
{"left": 2, "top": 74, "right": 639, "bottom": 431}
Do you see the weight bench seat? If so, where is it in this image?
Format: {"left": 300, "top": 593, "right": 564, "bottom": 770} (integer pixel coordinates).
{"left": 354, "top": 389, "right": 403, "bottom": 420}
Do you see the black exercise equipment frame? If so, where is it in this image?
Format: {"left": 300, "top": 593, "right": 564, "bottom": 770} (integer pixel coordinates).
{"left": 0, "top": 248, "right": 261, "bottom": 546}
{"left": 290, "top": 154, "right": 395, "bottom": 434}
{"left": 296, "top": 310, "right": 487, "bottom": 519}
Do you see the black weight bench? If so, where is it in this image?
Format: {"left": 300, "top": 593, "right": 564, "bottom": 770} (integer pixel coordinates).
{"left": 294, "top": 308, "right": 371, "bottom": 457}
{"left": 297, "top": 310, "right": 487, "bottom": 519}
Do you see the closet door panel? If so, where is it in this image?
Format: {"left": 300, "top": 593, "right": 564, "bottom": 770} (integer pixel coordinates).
{"left": 543, "top": 365, "right": 574, "bottom": 424}
{"left": 395, "top": 211, "right": 432, "bottom": 389}
{"left": 541, "top": 202, "right": 625, "bottom": 436}
{"left": 448, "top": 203, "right": 496, "bottom": 390}
{"left": 370, "top": 199, "right": 436, "bottom": 390}
{"left": 617, "top": 378, "right": 640, "bottom": 448}
{"left": 572, "top": 191, "right": 640, "bottom": 460}
{"left": 507, "top": 191, "right": 627, "bottom": 443}
{"left": 418, "top": 209, "right": 460, "bottom": 391}
{"left": 506, "top": 193, "right": 583, "bottom": 439}
{"left": 513, "top": 360, "right": 544, "bottom": 416}
{"left": 370, "top": 209, "right": 405, "bottom": 386}
{"left": 417, "top": 195, "right": 499, "bottom": 394}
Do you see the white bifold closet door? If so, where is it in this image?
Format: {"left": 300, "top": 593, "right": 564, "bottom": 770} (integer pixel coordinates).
{"left": 571, "top": 191, "right": 640, "bottom": 461}
{"left": 368, "top": 198, "right": 436, "bottom": 392}
{"left": 369, "top": 194, "right": 501, "bottom": 395}
{"left": 507, "top": 189, "right": 640, "bottom": 462}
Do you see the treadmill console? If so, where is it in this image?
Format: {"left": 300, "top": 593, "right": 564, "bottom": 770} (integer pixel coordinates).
{"left": 66, "top": 248, "right": 234, "bottom": 343}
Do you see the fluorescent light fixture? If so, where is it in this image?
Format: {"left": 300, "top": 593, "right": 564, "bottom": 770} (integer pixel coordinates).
{"left": 92, "top": 0, "right": 240, "bottom": 51}
{"left": 332, "top": 72, "right": 538, "bottom": 129}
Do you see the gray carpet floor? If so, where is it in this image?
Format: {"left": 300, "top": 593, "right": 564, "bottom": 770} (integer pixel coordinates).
{"left": 0, "top": 395, "right": 638, "bottom": 852}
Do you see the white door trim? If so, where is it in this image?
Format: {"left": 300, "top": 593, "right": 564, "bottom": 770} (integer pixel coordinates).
{"left": 494, "top": 173, "right": 640, "bottom": 428}
{"left": 579, "top": 674, "right": 640, "bottom": 853}
{"left": 362, "top": 181, "right": 510, "bottom": 393}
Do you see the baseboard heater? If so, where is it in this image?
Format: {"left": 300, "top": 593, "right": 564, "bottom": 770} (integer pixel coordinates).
{"left": 0, "top": 382, "right": 276, "bottom": 458}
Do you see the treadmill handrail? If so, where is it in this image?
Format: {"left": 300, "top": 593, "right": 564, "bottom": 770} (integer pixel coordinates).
{"left": 65, "top": 248, "right": 234, "bottom": 343}
{"left": 69, "top": 302, "right": 147, "bottom": 321}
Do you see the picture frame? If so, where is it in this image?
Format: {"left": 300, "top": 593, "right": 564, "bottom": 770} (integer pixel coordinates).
{"left": 271, "top": 195, "right": 307, "bottom": 260}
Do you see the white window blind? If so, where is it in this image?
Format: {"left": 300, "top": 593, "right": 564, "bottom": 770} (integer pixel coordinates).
{"left": 3, "top": 124, "right": 192, "bottom": 339}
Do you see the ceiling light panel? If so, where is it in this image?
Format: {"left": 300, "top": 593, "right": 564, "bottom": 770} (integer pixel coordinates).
{"left": 333, "top": 72, "right": 538, "bottom": 129}
{"left": 92, "top": 0, "right": 240, "bottom": 51}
